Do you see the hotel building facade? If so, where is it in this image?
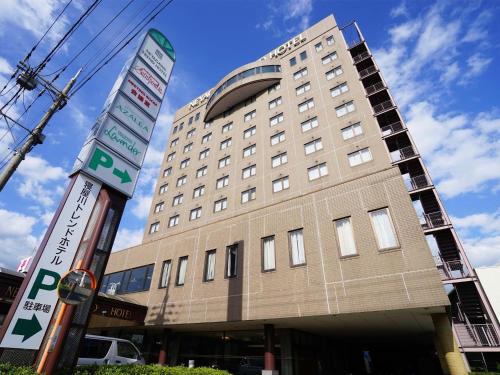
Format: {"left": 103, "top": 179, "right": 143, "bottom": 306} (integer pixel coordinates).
{"left": 90, "top": 15, "right": 500, "bottom": 374}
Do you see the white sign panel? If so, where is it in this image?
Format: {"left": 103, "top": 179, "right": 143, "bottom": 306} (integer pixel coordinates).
{"left": 139, "top": 35, "right": 174, "bottom": 82}
{"left": 76, "top": 141, "right": 140, "bottom": 197}
{"left": 88, "top": 115, "right": 148, "bottom": 167}
{"left": 0, "top": 174, "right": 101, "bottom": 349}
{"left": 120, "top": 73, "right": 161, "bottom": 119}
{"left": 107, "top": 93, "right": 155, "bottom": 142}
{"left": 130, "top": 57, "right": 166, "bottom": 99}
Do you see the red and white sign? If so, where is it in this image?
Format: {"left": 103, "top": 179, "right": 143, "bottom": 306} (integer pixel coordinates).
{"left": 139, "top": 35, "right": 174, "bottom": 83}
{"left": 17, "top": 257, "right": 33, "bottom": 273}
{"left": 130, "top": 57, "right": 166, "bottom": 99}
{"left": 120, "top": 73, "right": 160, "bottom": 119}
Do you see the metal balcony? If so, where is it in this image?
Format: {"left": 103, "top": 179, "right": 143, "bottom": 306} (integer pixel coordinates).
{"left": 358, "top": 65, "right": 378, "bottom": 78}
{"left": 421, "top": 211, "right": 448, "bottom": 230}
{"left": 454, "top": 323, "right": 500, "bottom": 347}
{"left": 433, "top": 256, "right": 469, "bottom": 280}
{"left": 373, "top": 100, "right": 395, "bottom": 114}
{"left": 406, "top": 174, "right": 432, "bottom": 191}
{"left": 380, "top": 121, "right": 404, "bottom": 137}
{"left": 365, "top": 81, "right": 386, "bottom": 96}
{"left": 390, "top": 146, "right": 417, "bottom": 162}
{"left": 353, "top": 51, "right": 371, "bottom": 64}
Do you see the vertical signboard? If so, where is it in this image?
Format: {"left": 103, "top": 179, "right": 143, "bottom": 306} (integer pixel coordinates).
{"left": 0, "top": 174, "right": 101, "bottom": 349}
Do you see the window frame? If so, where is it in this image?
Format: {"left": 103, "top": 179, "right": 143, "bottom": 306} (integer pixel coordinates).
{"left": 193, "top": 185, "right": 205, "bottom": 198}
{"left": 168, "top": 214, "right": 179, "bottom": 228}
{"left": 288, "top": 228, "right": 306, "bottom": 267}
{"left": 272, "top": 176, "right": 290, "bottom": 193}
{"left": 214, "top": 197, "right": 227, "bottom": 212}
{"left": 368, "top": 207, "right": 400, "bottom": 251}
{"left": 270, "top": 131, "right": 285, "bottom": 146}
{"left": 271, "top": 152, "right": 288, "bottom": 168}
{"left": 149, "top": 221, "right": 159, "bottom": 234}
{"left": 243, "top": 125, "right": 256, "bottom": 139}
{"left": 241, "top": 187, "right": 256, "bottom": 204}
{"left": 203, "top": 250, "right": 217, "bottom": 282}
{"left": 242, "top": 164, "right": 257, "bottom": 179}
{"left": 158, "top": 260, "right": 172, "bottom": 288}
{"left": 334, "top": 216, "right": 358, "bottom": 258}
{"left": 307, "top": 162, "right": 328, "bottom": 181}
{"left": 261, "top": 235, "right": 276, "bottom": 272}
{"left": 225, "top": 244, "right": 239, "bottom": 278}
{"left": 175, "top": 256, "right": 188, "bottom": 286}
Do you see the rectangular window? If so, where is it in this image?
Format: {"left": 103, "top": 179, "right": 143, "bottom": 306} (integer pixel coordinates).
{"left": 330, "top": 82, "right": 349, "bottom": 98}
{"left": 216, "top": 175, "right": 229, "bottom": 189}
{"left": 270, "top": 113, "right": 284, "bottom": 127}
{"left": 341, "top": 122, "right": 363, "bottom": 140}
{"left": 243, "top": 144, "right": 256, "bottom": 158}
{"left": 335, "top": 217, "right": 357, "bottom": 257}
{"left": 159, "top": 183, "right": 168, "bottom": 194}
{"left": 220, "top": 138, "right": 232, "bottom": 150}
{"left": 298, "top": 98, "right": 314, "bottom": 113}
{"left": 226, "top": 245, "right": 238, "bottom": 278}
{"left": 326, "top": 65, "right": 343, "bottom": 80}
{"left": 308, "top": 162, "right": 328, "bottom": 181}
{"left": 289, "top": 229, "right": 306, "bottom": 266}
{"left": 336, "top": 101, "right": 355, "bottom": 117}
{"left": 301, "top": 117, "right": 318, "bottom": 132}
{"left": 167, "top": 152, "right": 175, "bottom": 162}
{"left": 159, "top": 260, "right": 172, "bottom": 288}
{"left": 172, "top": 194, "right": 183, "bottom": 206}
{"left": 202, "top": 132, "right": 212, "bottom": 144}
{"left": 315, "top": 42, "right": 323, "bottom": 52}
{"left": 163, "top": 167, "right": 172, "bottom": 177}
{"left": 195, "top": 112, "right": 200, "bottom": 121}
{"left": 289, "top": 57, "right": 296, "bottom": 66}
{"left": 218, "top": 155, "right": 231, "bottom": 168}
{"left": 370, "top": 208, "right": 399, "bottom": 250}
{"left": 272, "top": 176, "right": 289, "bottom": 192}
{"left": 173, "top": 126, "right": 178, "bottom": 134}
{"left": 204, "top": 122, "right": 212, "bottom": 129}
{"left": 190, "top": 207, "right": 202, "bottom": 221}
{"left": 196, "top": 166, "right": 207, "bottom": 178}
{"left": 243, "top": 126, "right": 256, "bottom": 139}
{"left": 176, "top": 175, "right": 187, "bottom": 187}
{"left": 176, "top": 256, "right": 188, "bottom": 286}
{"left": 271, "top": 152, "right": 288, "bottom": 168}
{"left": 168, "top": 215, "right": 179, "bottom": 228}
{"left": 296, "top": 82, "right": 311, "bottom": 96}
{"left": 322, "top": 52, "right": 338, "bottom": 65}
{"left": 171, "top": 138, "right": 179, "bottom": 147}
{"left": 348, "top": 147, "right": 373, "bottom": 166}
{"left": 300, "top": 50, "right": 307, "bottom": 60}
{"left": 270, "top": 131, "right": 285, "bottom": 146}
{"left": 262, "top": 236, "right": 276, "bottom": 271}
{"left": 268, "top": 96, "right": 282, "bottom": 109}
{"left": 304, "top": 138, "right": 323, "bottom": 155}
{"left": 180, "top": 158, "right": 190, "bottom": 169}
{"left": 183, "top": 143, "right": 192, "bottom": 153}
{"left": 154, "top": 201, "right": 164, "bottom": 213}
{"left": 241, "top": 187, "right": 256, "bottom": 203}
{"left": 149, "top": 222, "right": 159, "bottom": 234}
{"left": 326, "top": 35, "right": 334, "bottom": 45}
{"left": 244, "top": 110, "right": 256, "bottom": 122}
{"left": 193, "top": 185, "right": 205, "bottom": 198}
{"left": 242, "top": 164, "right": 256, "bottom": 179}
{"left": 268, "top": 82, "right": 281, "bottom": 93}
{"left": 179, "top": 122, "right": 184, "bottom": 131}
{"left": 214, "top": 198, "right": 227, "bottom": 212}
{"left": 101, "top": 264, "right": 154, "bottom": 294}
{"left": 188, "top": 116, "right": 193, "bottom": 125}
{"left": 222, "top": 122, "right": 233, "bottom": 133}
{"left": 186, "top": 129, "right": 195, "bottom": 138}
{"left": 199, "top": 148, "right": 210, "bottom": 160}
{"left": 204, "top": 250, "right": 216, "bottom": 282}
{"left": 293, "top": 67, "right": 308, "bottom": 80}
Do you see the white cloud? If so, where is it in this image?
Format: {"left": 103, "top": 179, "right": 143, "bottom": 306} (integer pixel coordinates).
{"left": 0, "top": 57, "right": 13, "bottom": 75}
{"left": 112, "top": 227, "right": 143, "bottom": 252}
{"left": 0, "top": 208, "right": 38, "bottom": 269}
{"left": 465, "top": 53, "right": 492, "bottom": 77}
{"left": 390, "top": 2, "right": 408, "bottom": 18}
{"left": 130, "top": 194, "right": 152, "bottom": 220}
{"left": 256, "top": 0, "right": 314, "bottom": 36}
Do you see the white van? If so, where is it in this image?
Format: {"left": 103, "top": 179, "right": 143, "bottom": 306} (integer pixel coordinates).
{"left": 78, "top": 334, "right": 145, "bottom": 366}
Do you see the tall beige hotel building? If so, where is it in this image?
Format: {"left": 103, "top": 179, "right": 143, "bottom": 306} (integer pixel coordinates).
{"left": 91, "top": 15, "right": 500, "bottom": 375}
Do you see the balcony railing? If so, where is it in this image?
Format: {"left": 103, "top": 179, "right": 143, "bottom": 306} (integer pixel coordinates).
{"left": 353, "top": 51, "right": 371, "bottom": 63}
{"left": 365, "top": 81, "right": 386, "bottom": 95}
{"left": 358, "top": 65, "right": 378, "bottom": 78}
{"left": 421, "top": 211, "right": 448, "bottom": 230}
{"left": 390, "top": 146, "right": 417, "bottom": 162}
{"left": 373, "top": 100, "right": 395, "bottom": 114}
{"left": 455, "top": 323, "right": 500, "bottom": 347}
{"left": 406, "top": 174, "right": 431, "bottom": 191}
{"left": 380, "top": 121, "right": 404, "bottom": 136}
{"left": 434, "top": 256, "right": 469, "bottom": 280}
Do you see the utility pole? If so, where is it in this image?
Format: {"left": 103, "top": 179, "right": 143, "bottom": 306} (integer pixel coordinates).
{"left": 0, "top": 69, "right": 81, "bottom": 192}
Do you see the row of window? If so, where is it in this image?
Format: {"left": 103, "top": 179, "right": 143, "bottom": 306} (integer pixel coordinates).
{"left": 289, "top": 35, "right": 334, "bottom": 67}
{"left": 121, "top": 207, "right": 399, "bottom": 294}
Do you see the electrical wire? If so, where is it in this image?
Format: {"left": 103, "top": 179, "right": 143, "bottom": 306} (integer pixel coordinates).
{"left": 70, "top": 0, "right": 176, "bottom": 96}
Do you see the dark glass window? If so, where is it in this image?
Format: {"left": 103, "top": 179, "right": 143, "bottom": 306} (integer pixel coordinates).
{"left": 290, "top": 57, "right": 297, "bottom": 66}
{"left": 300, "top": 51, "right": 307, "bottom": 60}
{"left": 101, "top": 264, "right": 154, "bottom": 294}
{"left": 80, "top": 338, "right": 112, "bottom": 359}
{"left": 117, "top": 342, "right": 140, "bottom": 359}
{"left": 226, "top": 245, "right": 238, "bottom": 278}
{"left": 188, "top": 116, "right": 193, "bottom": 125}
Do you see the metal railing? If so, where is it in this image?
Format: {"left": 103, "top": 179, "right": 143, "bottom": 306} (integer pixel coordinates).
{"left": 365, "top": 81, "right": 386, "bottom": 95}
{"left": 421, "top": 211, "right": 447, "bottom": 230}
{"left": 358, "top": 65, "right": 378, "bottom": 78}
{"left": 390, "top": 146, "right": 416, "bottom": 162}
{"left": 353, "top": 51, "right": 371, "bottom": 63}
{"left": 380, "top": 121, "right": 404, "bottom": 136}
{"left": 434, "top": 256, "right": 469, "bottom": 280}
{"left": 373, "top": 100, "right": 395, "bottom": 114}
{"left": 406, "top": 174, "right": 431, "bottom": 191}
{"left": 455, "top": 323, "right": 500, "bottom": 347}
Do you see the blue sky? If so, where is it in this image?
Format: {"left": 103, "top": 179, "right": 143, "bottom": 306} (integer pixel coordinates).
{"left": 0, "top": 0, "right": 499, "bottom": 270}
